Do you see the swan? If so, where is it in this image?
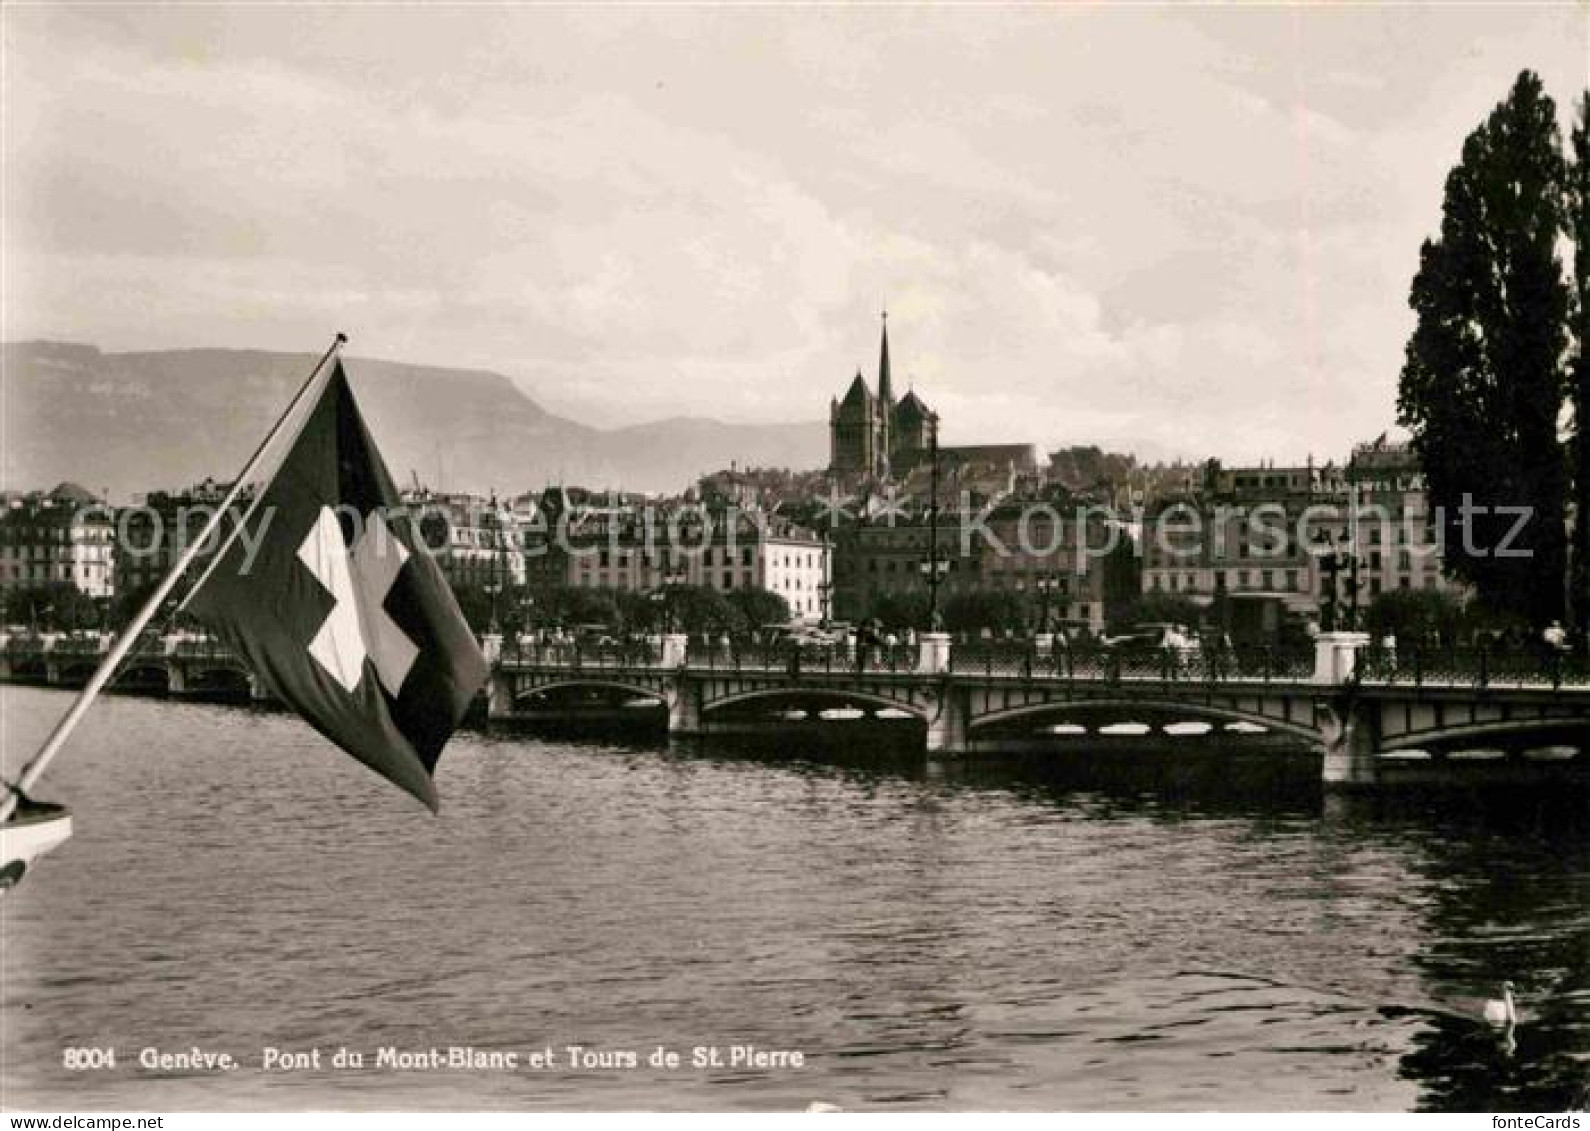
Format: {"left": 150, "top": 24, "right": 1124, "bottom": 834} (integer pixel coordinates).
{"left": 1482, "top": 981, "right": 1517, "bottom": 1027}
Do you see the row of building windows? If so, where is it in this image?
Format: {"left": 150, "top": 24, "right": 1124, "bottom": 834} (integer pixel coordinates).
{"left": 571, "top": 545, "right": 822, "bottom": 570}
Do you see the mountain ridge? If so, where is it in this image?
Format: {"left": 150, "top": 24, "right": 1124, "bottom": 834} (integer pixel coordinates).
{"left": 1, "top": 341, "right": 828, "bottom": 497}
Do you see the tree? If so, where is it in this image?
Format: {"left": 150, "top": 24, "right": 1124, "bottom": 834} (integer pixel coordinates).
{"left": 529, "top": 585, "right": 621, "bottom": 631}
{"left": 724, "top": 586, "right": 790, "bottom": 632}
{"left": 1101, "top": 537, "right": 1141, "bottom": 626}
{"left": 1364, "top": 589, "right": 1465, "bottom": 646}
{"left": 942, "top": 588, "right": 1031, "bottom": 635}
{"left": 1397, "top": 71, "right": 1570, "bottom": 627}
{"left": 1569, "top": 93, "right": 1590, "bottom": 641}
{"left": 3, "top": 582, "right": 101, "bottom": 632}
{"left": 1046, "top": 445, "right": 1138, "bottom": 492}
{"left": 612, "top": 589, "right": 657, "bottom": 634}
{"left": 663, "top": 585, "right": 737, "bottom": 635}
{"left": 862, "top": 590, "right": 929, "bottom": 631}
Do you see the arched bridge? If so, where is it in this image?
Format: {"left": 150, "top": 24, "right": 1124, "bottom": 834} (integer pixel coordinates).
{"left": 6, "top": 630, "right": 1585, "bottom": 787}
{"left": 488, "top": 634, "right": 1590, "bottom": 786}
{"left": 0, "top": 632, "right": 265, "bottom": 702}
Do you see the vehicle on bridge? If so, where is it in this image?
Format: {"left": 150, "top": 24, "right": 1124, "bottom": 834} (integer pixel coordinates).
{"left": 1102, "top": 622, "right": 1201, "bottom": 659}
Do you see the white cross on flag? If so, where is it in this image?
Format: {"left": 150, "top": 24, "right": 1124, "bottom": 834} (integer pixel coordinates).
{"left": 184, "top": 360, "right": 488, "bottom": 811}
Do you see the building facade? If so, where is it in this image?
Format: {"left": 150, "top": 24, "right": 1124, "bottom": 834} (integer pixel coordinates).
{"left": 0, "top": 483, "right": 115, "bottom": 606}
{"left": 1141, "top": 461, "right": 1338, "bottom": 618}
{"left": 975, "top": 493, "right": 1130, "bottom": 632}
{"left": 1341, "top": 438, "right": 1460, "bottom": 603}
{"left": 561, "top": 509, "right": 830, "bottom": 621}
{"left": 113, "top": 479, "right": 253, "bottom": 602}
{"left": 409, "top": 490, "right": 528, "bottom": 591}
{"left": 830, "top": 514, "right": 979, "bottom": 623}
{"left": 1139, "top": 441, "right": 1462, "bottom": 635}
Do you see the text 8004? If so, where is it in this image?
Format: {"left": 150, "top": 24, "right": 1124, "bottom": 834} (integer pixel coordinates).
{"left": 62, "top": 1047, "right": 116, "bottom": 1070}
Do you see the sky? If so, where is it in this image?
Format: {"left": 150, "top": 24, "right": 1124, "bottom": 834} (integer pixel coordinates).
{"left": 4, "top": 4, "right": 1587, "bottom": 464}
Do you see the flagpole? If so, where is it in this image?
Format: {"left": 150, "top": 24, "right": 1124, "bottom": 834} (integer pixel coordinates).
{"left": 0, "top": 333, "right": 349, "bottom": 824}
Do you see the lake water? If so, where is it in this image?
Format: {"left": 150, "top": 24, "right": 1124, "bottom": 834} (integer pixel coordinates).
{"left": 2, "top": 685, "right": 1587, "bottom": 1111}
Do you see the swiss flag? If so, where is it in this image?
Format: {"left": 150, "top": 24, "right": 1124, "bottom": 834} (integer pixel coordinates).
{"left": 184, "top": 361, "right": 488, "bottom": 811}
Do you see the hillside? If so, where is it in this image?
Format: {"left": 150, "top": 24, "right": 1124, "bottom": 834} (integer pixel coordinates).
{"left": 1, "top": 342, "right": 827, "bottom": 496}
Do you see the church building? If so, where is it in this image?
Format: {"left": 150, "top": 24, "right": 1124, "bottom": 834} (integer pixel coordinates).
{"left": 828, "top": 314, "right": 935, "bottom": 479}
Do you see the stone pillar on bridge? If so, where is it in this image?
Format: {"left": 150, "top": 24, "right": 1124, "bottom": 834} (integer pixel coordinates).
{"left": 668, "top": 674, "right": 703, "bottom": 735}
{"left": 659, "top": 633, "right": 688, "bottom": 668}
{"left": 1313, "top": 631, "right": 1371, "bottom": 685}
{"left": 247, "top": 671, "right": 271, "bottom": 702}
{"left": 487, "top": 669, "right": 520, "bottom": 721}
{"left": 917, "top": 631, "right": 951, "bottom": 675}
{"left": 1319, "top": 697, "right": 1381, "bottom": 786}
{"left": 923, "top": 682, "right": 969, "bottom": 754}
{"left": 480, "top": 632, "right": 503, "bottom": 664}
{"left": 166, "top": 660, "right": 188, "bottom": 696}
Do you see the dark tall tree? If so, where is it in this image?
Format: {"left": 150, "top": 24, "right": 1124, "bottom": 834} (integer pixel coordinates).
{"left": 1397, "top": 70, "right": 1570, "bottom": 626}
{"left": 1568, "top": 93, "right": 1590, "bottom": 640}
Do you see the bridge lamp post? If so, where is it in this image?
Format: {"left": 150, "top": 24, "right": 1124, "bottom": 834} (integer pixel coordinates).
{"left": 652, "top": 566, "right": 687, "bottom": 634}
{"left": 482, "top": 577, "right": 502, "bottom": 636}
{"left": 818, "top": 531, "right": 834, "bottom": 628}
{"left": 648, "top": 589, "right": 667, "bottom": 634}
{"left": 918, "top": 555, "right": 949, "bottom": 627}
{"left": 484, "top": 491, "right": 507, "bottom": 635}
{"left": 922, "top": 412, "right": 945, "bottom": 631}
{"left": 1035, "top": 576, "right": 1059, "bottom": 636}
{"left": 1312, "top": 533, "right": 1360, "bottom": 633}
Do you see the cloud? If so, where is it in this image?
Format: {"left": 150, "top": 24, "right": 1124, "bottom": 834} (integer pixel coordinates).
{"left": 4, "top": 4, "right": 1586, "bottom": 472}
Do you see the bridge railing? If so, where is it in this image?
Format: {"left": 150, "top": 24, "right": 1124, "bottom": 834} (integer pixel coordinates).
{"left": 498, "top": 638, "right": 666, "bottom": 669}
{"left": 485, "top": 634, "right": 1590, "bottom": 691}
{"left": 1356, "top": 644, "right": 1590, "bottom": 690}
{"left": 951, "top": 643, "right": 1314, "bottom": 684}
{"left": 46, "top": 634, "right": 112, "bottom": 657}
{"left": 682, "top": 643, "right": 918, "bottom": 675}
{"left": 167, "top": 634, "right": 237, "bottom": 661}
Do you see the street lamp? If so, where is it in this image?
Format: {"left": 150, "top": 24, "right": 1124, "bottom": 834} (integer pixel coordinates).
{"left": 918, "top": 555, "right": 950, "bottom": 616}
{"left": 1313, "top": 533, "right": 1360, "bottom": 632}
{"left": 1036, "top": 575, "right": 1059, "bottom": 635}
{"left": 651, "top": 565, "right": 686, "bottom": 634}
{"left": 483, "top": 580, "right": 502, "bottom": 633}
{"left": 923, "top": 411, "right": 945, "bottom": 631}
{"left": 818, "top": 532, "right": 833, "bottom": 628}
{"left": 483, "top": 490, "right": 506, "bottom": 634}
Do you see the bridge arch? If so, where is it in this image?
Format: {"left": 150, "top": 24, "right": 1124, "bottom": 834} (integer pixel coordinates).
{"left": 1383, "top": 716, "right": 1590, "bottom": 752}
{"left": 118, "top": 662, "right": 171, "bottom": 691}
{"left": 183, "top": 665, "right": 254, "bottom": 698}
{"left": 969, "top": 696, "right": 1322, "bottom": 744}
{"left": 56, "top": 661, "right": 102, "bottom": 684}
{"left": 704, "top": 686, "right": 930, "bottom": 722}
{"left": 513, "top": 679, "right": 669, "bottom": 706}
{"left": 7, "top": 657, "right": 48, "bottom": 682}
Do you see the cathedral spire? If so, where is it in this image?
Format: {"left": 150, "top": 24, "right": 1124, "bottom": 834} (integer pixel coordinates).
{"left": 878, "top": 309, "right": 893, "bottom": 407}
